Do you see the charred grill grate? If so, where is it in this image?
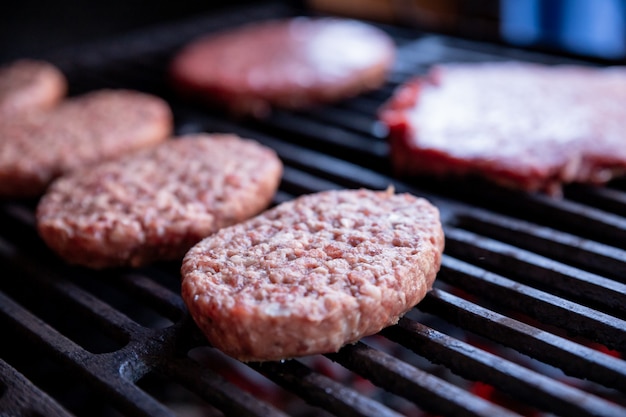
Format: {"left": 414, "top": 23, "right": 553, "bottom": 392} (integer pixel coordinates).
{"left": 1, "top": 3, "right": 626, "bottom": 416}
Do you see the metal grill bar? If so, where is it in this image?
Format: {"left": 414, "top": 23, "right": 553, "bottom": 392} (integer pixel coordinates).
{"left": 441, "top": 188, "right": 626, "bottom": 248}
{"left": 327, "top": 342, "right": 522, "bottom": 417}
{"left": 416, "top": 289, "right": 626, "bottom": 393}
{"left": 0, "top": 256, "right": 292, "bottom": 417}
{"left": 159, "top": 355, "right": 290, "bottom": 417}
{"left": 454, "top": 208, "right": 626, "bottom": 281}
{"left": 438, "top": 256, "right": 626, "bottom": 353}
{"left": 444, "top": 226, "right": 626, "bottom": 314}
{"left": 0, "top": 358, "right": 73, "bottom": 417}
{"left": 383, "top": 315, "right": 626, "bottom": 417}
{"left": 248, "top": 359, "right": 405, "bottom": 417}
{"left": 0, "top": 291, "right": 174, "bottom": 417}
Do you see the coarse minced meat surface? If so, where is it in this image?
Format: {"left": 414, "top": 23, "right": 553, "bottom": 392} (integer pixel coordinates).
{"left": 170, "top": 17, "right": 395, "bottom": 117}
{"left": 380, "top": 62, "right": 626, "bottom": 196}
{"left": 0, "top": 59, "right": 67, "bottom": 117}
{"left": 0, "top": 89, "right": 172, "bottom": 197}
{"left": 181, "top": 188, "right": 444, "bottom": 362}
{"left": 37, "top": 134, "right": 283, "bottom": 268}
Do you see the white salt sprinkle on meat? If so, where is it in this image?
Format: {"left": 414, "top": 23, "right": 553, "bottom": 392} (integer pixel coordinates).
{"left": 381, "top": 62, "right": 626, "bottom": 196}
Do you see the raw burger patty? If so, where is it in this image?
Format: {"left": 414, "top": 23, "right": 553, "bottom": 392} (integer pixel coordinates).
{"left": 170, "top": 17, "right": 395, "bottom": 117}
{"left": 380, "top": 62, "right": 626, "bottom": 195}
{"left": 0, "top": 89, "right": 172, "bottom": 197}
{"left": 0, "top": 59, "right": 67, "bottom": 117}
{"left": 181, "top": 188, "right": 444, "bottom": 361}
{"left": 37, "top": 134, "right": 283, "bottom": 268}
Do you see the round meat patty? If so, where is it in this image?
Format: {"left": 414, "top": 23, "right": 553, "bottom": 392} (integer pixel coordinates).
{"left": 181, "top": 188, "right": 444, "bottom": 362}
{"left": 0, "top": 59, "right": 67, "bottom": 117}
{"left": 380, "top": 62, "right": 626, "bottom": 196}
{"left": 0, "top": 89, "right": 173, "bottom": 197}
{"left": 37, "top": 134, "right": 283, "bottom": 268}
{"left": 170, "top": 17, "right": 395, "bottom": 117}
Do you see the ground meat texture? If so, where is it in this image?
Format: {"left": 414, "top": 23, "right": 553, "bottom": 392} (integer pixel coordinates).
{"left": 0, "top": 59, "right": 67, "bottom": 117}
{"left": 0, "top": 89, "right": 172, "bottom": 197}
{"left": 380, "top": 62, "right": 626, "bottom": 196}
{"left": 169, "top": 17, "right": 395, "bottom": 117}
{"left": 36, "top": 134, "right": 283, "bottom": 268}
{"left": 181, "top": 188, "right": 444, "bottom": 362}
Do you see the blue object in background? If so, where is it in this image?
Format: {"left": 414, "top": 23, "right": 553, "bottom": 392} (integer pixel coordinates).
{"left": 501, "top": 0, "right": 626, "bottom": 59}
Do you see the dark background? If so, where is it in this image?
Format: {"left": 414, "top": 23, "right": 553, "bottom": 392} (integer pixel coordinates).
{"left": 0, "top": 0, "right": 257, "bottom": 62}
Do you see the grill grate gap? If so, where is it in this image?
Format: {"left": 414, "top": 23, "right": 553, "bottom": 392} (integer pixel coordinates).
{"left": 452, "top": 208, "right": 626, "bottom": 282}
{"left": 248, "top": 357, "right": 409, "bottom": 417}
{"left": 443, "top": 225, "right": 626, "bottom": 319}
{"left": 326, "top": 341, "right": 522, "bottom": 417}
{"left": 182, "top": 346, "right": 313, "bottom": 417}
{"left": 136, "top": 370, "right": 226, "bottom": 417}
{"left": 69, "top": 271, "right": 179, "bottom": 330}
{"left": 438, "top": 256, "right": 626, "bottom": 354}
{"left": 0, "top": 358, "right": 74, "bottom": 417}
{"left": 0, "top": 296, "right": 128, "bottom": 417}
{"left": 0, "top": 269, "right": 128, "bottom": 354}
{"left": 383, "top": 314, "right": 626, "bottom": 417}
{"left": 414, "top": 289, "right": 626, "bottom": 396}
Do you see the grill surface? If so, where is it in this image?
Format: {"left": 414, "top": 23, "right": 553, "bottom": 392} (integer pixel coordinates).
{"left": 2, "top": 3, "right": 626, "bottom": 417}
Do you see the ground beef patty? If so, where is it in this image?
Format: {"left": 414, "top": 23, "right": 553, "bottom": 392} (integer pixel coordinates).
{"left": 170, "top": 17, "right": 395, "bottom": 117}
{"left": 37, "top": 134, "right": 282, "bottom": 268}
{"left": 181, "top": 188, "right": 444, "bottom": 362}
{"left": 380, "top": 62, "right": 626, "bottom": 196}
{"left": 0, "top": 89, "right": 172, "bottom": 197}
{"left": 0, "top": 59, "right": 67, "bottom": 117}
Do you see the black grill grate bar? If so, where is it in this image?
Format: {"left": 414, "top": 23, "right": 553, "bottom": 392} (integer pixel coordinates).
{"left": 9, "top": 258, "right": 144, "bottom": 341}
{"left": 0, "top": 291, "right": 176, "bottom": 417}
{"left": 454, "top": 208, "right": 626, "bottom": 281}
{"left": 417, "top": 289, "right": 626, "bottom": 393}
{"left": 191, "top": 115, "right": 402, "bottom": 189}
{"left": 326, "top": 342, "right": 523, "bottom": 417}
{"left": 438, "top": 256, "right": 626, "bottom": 354}
{"left": 159, "top": 355, "right": 290, "bottom": 417}
{"left": 444, "top": 227, "right": 626, "bottom": 316}
{"left": 383, "top": 315, "right": 626, "bottom": 417}
{"left": 107, "top": 272, "right": 187, "bottom": 323}
{"left": 438, "top": 188, "right": 626, "bottom": 249}
{"left": 334, "top": 95, "right": 383, "bottom": 115}
{"left": 248, "top": 359, "right": 405, "bottom": 417}
{"left": 514, "top": 194, "right": 626, "bottom": 247}
{"left": 2, "top": 278, "right": 286, "bottom": 417}
{"left": 254, "top": 110, "right": 390, "bottom": 160}
{"left": 0, "top": 358, "right": 74, "bottom": 417}
{"left": 297, "top": 107, "right": 386, "bottom": 137}
{"left": 280, "top": 166, "right": 345, "bottom": 196}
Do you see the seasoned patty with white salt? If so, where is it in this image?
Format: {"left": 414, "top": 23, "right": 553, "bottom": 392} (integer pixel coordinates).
{"left": 181, "top": 188, "right": 444, "bottom": 362}
{"left": 380, "top": 62, "right": 626, "bottom": 195}
{"left": 0, "top": 89, "right": 172, "bottom": 197}
{"left": 37, "top": 134, "right": 283, "bottom": 268}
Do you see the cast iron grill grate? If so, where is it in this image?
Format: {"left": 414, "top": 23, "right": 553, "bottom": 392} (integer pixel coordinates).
{"left": 1, "top": 3, "right": 625, "bottom": 416}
